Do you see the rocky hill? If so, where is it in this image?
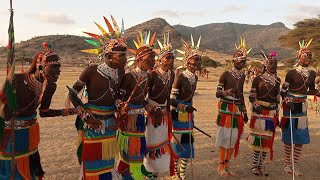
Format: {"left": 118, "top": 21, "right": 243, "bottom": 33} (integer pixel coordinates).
{"left": 0, "top": 18, "right": 294, "bottom": 64}
{"left": 174, "top": 22, "right": 294, "bottom": 59}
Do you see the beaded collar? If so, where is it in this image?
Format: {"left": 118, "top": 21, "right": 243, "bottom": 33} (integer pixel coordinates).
{"left": 228, "top": 67, "right": 243, "bottom": 80}
{"left": 97, "top": 62, "right": 118, "bottom": 84}
{"left": 182, "top": 69, "right": 196, "bottom": 85}
{"left": 157, "top": 67, "right": 171, "bottom": 85}
{"left": 261, "top": 72, "right": 279, "bottom": 86}
{"left": 131, "top": 67, "right": 148, "bottom": 85}
{"left": 295, "top": 65, "right": 311, "bottom": 78}
{"left": 25, "top": 74, "right": 43, "bottom": 96}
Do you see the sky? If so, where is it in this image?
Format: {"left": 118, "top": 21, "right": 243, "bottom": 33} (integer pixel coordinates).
{"left": 0, "top": 0, "right": 319, "bottom": 46}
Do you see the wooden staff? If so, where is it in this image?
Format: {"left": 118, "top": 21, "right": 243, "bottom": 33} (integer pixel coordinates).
{"left": 121, "top": 76, "right": 143, "bottom": 114}
{"left": 171, "top": 133, "right": 186, "bottom": 151}
{"left": 289, "top": 109, "right": 295, "bottom": 180}
{"left": 8, "top": 1, "right": 15, "bottom": 179}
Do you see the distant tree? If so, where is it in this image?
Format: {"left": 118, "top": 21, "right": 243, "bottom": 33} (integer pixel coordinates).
{"left": 279, "top": 16, "right": 320, "bottom": 66}
{"left": 201, "top": 56, "right": 221, "bottom": 68}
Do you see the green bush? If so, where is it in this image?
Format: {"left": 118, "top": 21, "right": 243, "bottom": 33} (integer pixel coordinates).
{"left": 201, "top": 56, "right": 221, "bottom": 68}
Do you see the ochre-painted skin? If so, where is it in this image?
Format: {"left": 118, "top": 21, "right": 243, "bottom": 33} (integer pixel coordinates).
{"left": 172, "top": 56, "right": 201, "bottom": 103}
{"left": 120, "top": 52, "right": 156, "bottom": 105}
{"left": 215, "top": 58, "right": 248, "bottom": 122}
{"left": 5, "top": 55, "right": 67, "bottom": 120}
{"left": 148, "top": 53, "right": 175, "bottom": 110}
{"left": 282, "top": 60, "right": 317, "bottom": 96}
{"left": 251, "top": 60, "right": 281, "bottom": 104}
{"left": 71, "top": 51, "right": 126, "bottom": 128}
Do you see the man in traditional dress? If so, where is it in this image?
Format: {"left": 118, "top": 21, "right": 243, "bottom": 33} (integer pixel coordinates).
{"left": 0, "top": 43, "right": 75, "bottom": 179}
{"left": 68, "top": 16, "right": 127, "bottom": 179}
{"left": 215, "top": 38, "right": 250, "bottom": 177}
{"left": 116, "top": 31, "right": 158, "bottom": 180}
{"left": 143, "top": 33, "right": 175, "bottom": 179}
{"left": 247, "top": 51, "right": 281, "bottom": 176}
{"left": 280, "top": 39, "right": 319, "bottom": 176}
{"left": 169, "top": 35, "right": 202, "bottom": 180}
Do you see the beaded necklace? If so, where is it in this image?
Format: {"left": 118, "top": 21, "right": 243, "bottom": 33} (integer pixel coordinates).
{"left": 89, "top": 63, "right": 119, "bottom": 102}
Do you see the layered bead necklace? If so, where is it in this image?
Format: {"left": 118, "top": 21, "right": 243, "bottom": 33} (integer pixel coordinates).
{"left": 295, "top": 65, "right": 311, "bottom": 78}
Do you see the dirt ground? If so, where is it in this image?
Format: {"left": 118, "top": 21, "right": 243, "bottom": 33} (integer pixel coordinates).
{"left": 2, "top": 66, "right": 320, "bottom": 180}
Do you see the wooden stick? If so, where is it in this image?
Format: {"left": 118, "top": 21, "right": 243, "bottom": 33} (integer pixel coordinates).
{"left": 9, "top": 1, "right": 15, "bottom": 179}
{"left": 171, "top": 133, "right": 186, "bottom": 151}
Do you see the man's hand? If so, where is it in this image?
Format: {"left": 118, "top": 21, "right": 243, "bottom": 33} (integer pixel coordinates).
{"left": 185, "top": 106, "right": 197, "bottom": 113}
{"left": 119, "top": 102, "right": 128, "bottom": 116}
{"left": 150, "top": 108, "right": 163, "bottom": 128}
{"left": 85, "top": 116, "right": 102, "bottom": 130}
{"left": 224, "top": 88, "right": 234, "bottom": 96}
{"left": 254, "top": 105, "right": 263, "bottom": 114}
{"left": 65, "top": 108, "right": 76, "bottom": 116}
{"left": 286, "top": 102, "right": 294, "bottom": 111}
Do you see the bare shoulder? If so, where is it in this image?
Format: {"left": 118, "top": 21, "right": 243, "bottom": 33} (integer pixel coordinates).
{"left": 123, "top": 71, "right": 135, "bottom": 80}
{"left": 310, "top": 69, "right": 317, "bottom": 77}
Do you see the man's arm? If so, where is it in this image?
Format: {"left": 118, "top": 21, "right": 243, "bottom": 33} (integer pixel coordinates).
{"left": 280, "top": 70, "right": 292, "bottom": 98}
{"left": 307, "top": 71, "right": 320, "bottom": 96}
{"left": 39, "top": 82, "right": 75, "bottom": 117}
{"left": 169, "top": 73, "right": 181, "bottom": 108}
{"left": 240, "top": 75, "right": 248, "bottom": 120}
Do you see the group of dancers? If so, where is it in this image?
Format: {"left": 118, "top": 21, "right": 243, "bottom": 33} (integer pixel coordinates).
{"left": 0, "top": 15, "right": 319, "bottom": 180}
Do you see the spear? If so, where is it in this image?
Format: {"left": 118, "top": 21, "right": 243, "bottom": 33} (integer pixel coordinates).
{"left": 7, "top": 0, "right": 17, "bottom": 179}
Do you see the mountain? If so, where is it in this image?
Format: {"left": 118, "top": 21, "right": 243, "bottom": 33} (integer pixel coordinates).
{"left": 0, "top": 18, "right": 294, "bottom": 64}
{"left": 174, "top": 22, "right": 294, "bottom": 59}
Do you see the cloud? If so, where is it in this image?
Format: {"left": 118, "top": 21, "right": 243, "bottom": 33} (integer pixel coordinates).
{"left": 221, "top": 5, "right": 248, "bottom": 13}
{"left": 285, "top": 4, "right": 320, "bottom": 23}
{"left": 152, "top": 10, "right": 206, "bottom": 18}
{"left": 27, "top": 12, "right": 75, "bottom": 25}
{"left": 153, "top": 10, "right": 179, "bottom": 18}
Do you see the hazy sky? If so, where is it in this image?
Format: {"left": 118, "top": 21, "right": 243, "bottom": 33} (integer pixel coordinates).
{"left": 0, "top": 0, "right": 319, "bottom": 46}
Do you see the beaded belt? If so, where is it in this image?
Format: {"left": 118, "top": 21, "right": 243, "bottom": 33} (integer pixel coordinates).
{"left": 221, "top": 98, "right": 241, "bottom": 105}
{"left": 93, "top": 114, "right": 115, "bottom": 120}
{"left": 5, "top": 119, "right": 37, "bottom": 129}
{"left": 127, "top": 108, "right": 145, "bottom": 115}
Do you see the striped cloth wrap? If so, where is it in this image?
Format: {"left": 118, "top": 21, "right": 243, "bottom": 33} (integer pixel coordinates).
{"left": 144, "top": 99, "right": 170, "bottom": 174}
{"left": 247, "top": 101, "right": 278, "bottom": 160}
{"left": 117, "top": 103, "right": 148, "bottom": 180}
{"left": 215, "top": 96, "right": 244, "bottom": 159}
{"left": 170, "top": 100, "right": 194, "bottom": 159}
{"left": 77, "top": 103, "right": 117, "bottom": 180}
{"left": 0, "top": 114, "right": 44, "bottom": 179}
{"left": 280, "top": 93, "right": 310, "bottom": 144}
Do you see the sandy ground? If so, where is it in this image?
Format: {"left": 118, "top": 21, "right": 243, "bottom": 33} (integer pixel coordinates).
{"left": 2, "top": 67, "right": 320, "bottom": 180}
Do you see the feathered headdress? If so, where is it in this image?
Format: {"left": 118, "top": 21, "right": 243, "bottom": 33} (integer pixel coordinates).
{"left": 28, "top": 42, "right": 60, "bottom": 73}
{"left": 233, "top": 37, "right": 252, "bottom": 61}
{"left": 81, "top": 15, "right": 127, "bottom": 59}
{"left": 297, "top": 39, "right": 313, "bottom": 58}
{"left": 156, "top": 32, "right": 174, "bottom": 60}
{"left": 128, "top": 31, "right": 156, "bottom": 60}
{"left": 254, "top": 50, "right": 278, "bottom": 62}
{"left": 176, "top": 34, "right": 202, "bottom": 62}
